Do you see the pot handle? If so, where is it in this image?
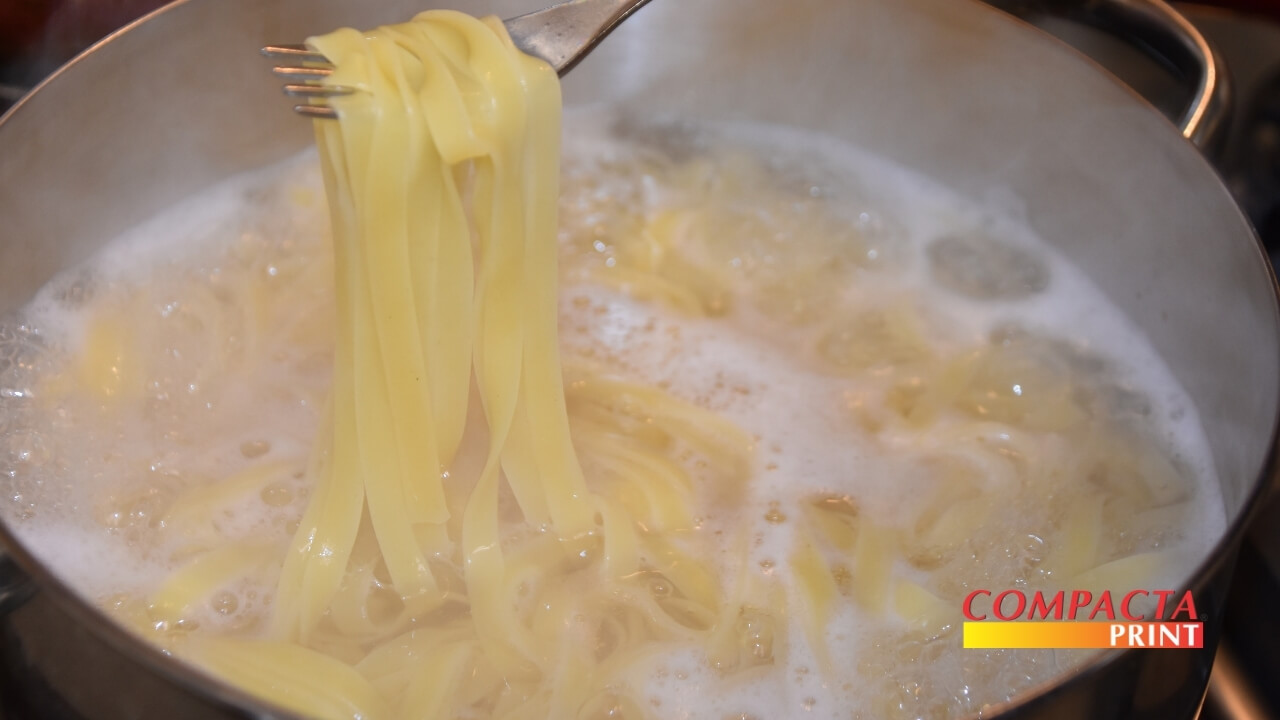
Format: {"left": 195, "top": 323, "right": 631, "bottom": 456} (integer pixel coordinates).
{"left": 983, "top": 0, "right": 1231, "bottom": 150}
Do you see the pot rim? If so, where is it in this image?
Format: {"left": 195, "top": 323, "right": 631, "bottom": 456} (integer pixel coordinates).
{"left": 945, "top": 1, "right": 1280, "bottom": 716}
{"left": 0, "top": 0, "right": 1276, "bottom": 718}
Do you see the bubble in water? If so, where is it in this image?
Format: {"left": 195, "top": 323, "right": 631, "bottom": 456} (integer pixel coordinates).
{"left": 240, "top": 440, "right": 271, "bottom": 459}
{"left": 736, "top": 608, "right": 776, "bottom": 666}
{"left": 211, "top": 590, "right": 239, "bottom": 615}
{"left": 260, "top": 482, "right": 293, "bottom": 507}
{"left": 94, "top": 487, "right": 171, "bottom": 533}
{"left": 648, "top": 574, "right": 672, "bottom": 598}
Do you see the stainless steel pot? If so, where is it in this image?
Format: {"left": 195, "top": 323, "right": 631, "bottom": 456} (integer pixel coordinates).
{"left": 0, "top": 0, "right": 1275, "bottom": 718}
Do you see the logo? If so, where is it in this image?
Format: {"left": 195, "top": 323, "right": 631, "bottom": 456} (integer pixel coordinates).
{"left": 961, "top": 589, "right": 1202, "bottom": 649}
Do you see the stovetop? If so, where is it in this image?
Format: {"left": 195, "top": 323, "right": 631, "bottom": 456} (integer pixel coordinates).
{"left": 1, "top": 2, "right": 1278, "bottom": 720}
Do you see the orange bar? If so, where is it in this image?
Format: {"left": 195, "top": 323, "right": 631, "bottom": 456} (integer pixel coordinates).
{"left": 963, "top": 622, "right": 1203, "bottom": 649}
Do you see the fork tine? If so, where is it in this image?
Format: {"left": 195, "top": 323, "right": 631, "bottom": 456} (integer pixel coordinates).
{"left": 294, "top": 104, "right": 338, "bottom": 119}
{"left": 272, "top": 66, "right": 335, "bottom": 82}
{"left": 283, "top": 84, "right": 356, "bottom": 98}
{"left": 261, "top": 44, "right": 331, "bottom": 64}
{"left": 264, "top": 45, "right": 342, "bottom": 119}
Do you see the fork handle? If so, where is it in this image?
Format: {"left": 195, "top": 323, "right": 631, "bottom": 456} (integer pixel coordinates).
{"left": 504, "top": 0, "right": 655, "bottom": 76}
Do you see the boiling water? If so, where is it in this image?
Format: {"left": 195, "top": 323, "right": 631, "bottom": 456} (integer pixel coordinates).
{"left": 0, "top": 110, "right": 1224, "bottom": 719}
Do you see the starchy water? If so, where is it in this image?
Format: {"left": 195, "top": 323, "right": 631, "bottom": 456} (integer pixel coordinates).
{"left": 0, "top": 110, "right": 1224, "bottom": 719}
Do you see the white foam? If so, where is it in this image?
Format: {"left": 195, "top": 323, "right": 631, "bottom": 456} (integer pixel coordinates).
{"left": 0, "top": 152, "right": 329, "bottom": 629}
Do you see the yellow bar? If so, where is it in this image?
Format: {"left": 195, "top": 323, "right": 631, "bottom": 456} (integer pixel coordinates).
{"left": 963, "top": 622, "right": 1203, "bottom": 649}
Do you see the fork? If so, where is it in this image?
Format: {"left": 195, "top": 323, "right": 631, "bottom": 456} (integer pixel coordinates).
{"left": 262, "top": 0, "right": 653, "bottom": 119}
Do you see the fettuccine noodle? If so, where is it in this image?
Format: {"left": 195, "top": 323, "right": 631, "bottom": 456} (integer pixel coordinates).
{"left": 136, "top": 12, "right": 760, "bottom": 719}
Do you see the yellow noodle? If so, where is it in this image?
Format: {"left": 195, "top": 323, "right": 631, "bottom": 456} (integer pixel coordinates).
{"left": 180, "top": 637, "right": 389, "bottom": 720}
{"left": 149, "top": 539, "right": 279, "bottom": 625}
{"left": 163, "top": 459, "right": 303, "bottom": 534}
{"left": 790, "top": 530, "right": 838, "bottom": 668}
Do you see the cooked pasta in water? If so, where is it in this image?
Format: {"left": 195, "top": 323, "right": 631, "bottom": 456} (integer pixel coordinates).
{"left": 0, "top": 11, "right": 1223, "bottom": 720}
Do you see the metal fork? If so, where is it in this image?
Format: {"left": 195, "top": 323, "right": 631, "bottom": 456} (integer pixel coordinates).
{"left": 262, "top": 0, "right": 652, "bottom": 119}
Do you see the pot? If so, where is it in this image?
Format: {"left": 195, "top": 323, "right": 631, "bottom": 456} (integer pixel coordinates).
{"left": 0, "top": 0, "right": 1274, "bottom": 718}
